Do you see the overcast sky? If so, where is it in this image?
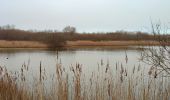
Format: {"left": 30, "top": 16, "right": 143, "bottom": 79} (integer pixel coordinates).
{"left": 0, "top": 0, "right": 170, "bottom": 32}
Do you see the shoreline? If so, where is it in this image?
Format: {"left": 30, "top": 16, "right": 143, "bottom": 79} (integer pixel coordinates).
{"left": 0, "top": 40, "right": 168, "bottom": 49}
{"left": 66, "top": 40, "right": 162, "bottom": 47}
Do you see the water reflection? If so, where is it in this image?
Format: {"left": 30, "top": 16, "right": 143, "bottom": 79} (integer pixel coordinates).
{"left": 0, "top": 48, "right": 143, "bottom": 78}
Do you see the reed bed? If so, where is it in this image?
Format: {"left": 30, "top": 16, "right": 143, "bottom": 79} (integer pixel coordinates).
{"left": 0, "top": 60, "right": 170, "bottom": 100}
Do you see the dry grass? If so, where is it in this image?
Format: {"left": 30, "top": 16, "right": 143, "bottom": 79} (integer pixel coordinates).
{"left": 0, "top": 40, "right": 48, "bottom": 48}
{"left": 0, "top": 67, "right": 30, "bottom": 100}
{"left": 0, "top": 40, "right": 169, "bottom": 49}
{"left": 0, "top": 60, "right": 170, "bottom": 100}
{"left": 66, "top": 40, "right": 164, "bottom": 47}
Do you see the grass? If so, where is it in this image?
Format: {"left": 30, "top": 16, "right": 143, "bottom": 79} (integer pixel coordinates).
{"left": 0, "top": 40, "right": 167, "bottom": 48}
{"left": 0, "top": 60, "right": 170, "bottom": 100}
{"left": 0, "top": 40, "right": 48, "bottom": 48}
{"left": 66, "top": 40, "right": 163, "bottom": 46}
{"left": 0, "top": 68, "right": 30, "bottom": 100}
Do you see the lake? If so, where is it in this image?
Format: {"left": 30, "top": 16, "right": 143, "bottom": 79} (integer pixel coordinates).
{"left": 0, "top": 48, "right": 145, "bottom": 78}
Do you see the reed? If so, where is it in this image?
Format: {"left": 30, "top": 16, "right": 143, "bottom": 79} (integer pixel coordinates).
{"left": 0, "top": 60, "right": 170, "bottom": 100}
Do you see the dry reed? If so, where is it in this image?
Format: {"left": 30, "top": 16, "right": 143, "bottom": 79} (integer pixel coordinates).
{"left": 0, "top": 60, "right": 170, "bottom": 100}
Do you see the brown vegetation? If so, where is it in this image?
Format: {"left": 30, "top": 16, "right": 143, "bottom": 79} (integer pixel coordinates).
{"left": 0, "top": 66, "right": 30, "bottom": 100}
{"left": 0, "top": 80, "right": 30, "bottom": 100}
{"left": 0, "top": 29, "right": 66, "bottom": 48}
{"left": 0, "top": 27, "right": 169, "bottom": 48}
{"left": 66, "top": 40, "right": 164, "bottom": 47}
{"left": 0, "top": 40, "right": 167, "bottom": 48}
{"left": 0, "top": 40, "right": 48, "bottom": 48}
{"left": 0, "top": 60, "right": 170, "bottom": 100}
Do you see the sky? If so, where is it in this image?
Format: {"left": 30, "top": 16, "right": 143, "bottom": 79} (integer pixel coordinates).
{"left": 0, "top": 0, "right": 170, "bottom": 32}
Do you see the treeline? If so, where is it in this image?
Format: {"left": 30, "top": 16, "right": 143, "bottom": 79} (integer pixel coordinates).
{"left": 63, "top": 32, "right": 156, "bottom": 41}
{"left": 0, "top": 27, "right": 169, "bottom": 48}
{"left": 0, "top": 29, "right": 66, "bottom": 48}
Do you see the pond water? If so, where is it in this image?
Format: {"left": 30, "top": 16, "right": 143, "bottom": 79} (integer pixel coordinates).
{"left": 0, "top": 48, "right": 145, "bottom": 77}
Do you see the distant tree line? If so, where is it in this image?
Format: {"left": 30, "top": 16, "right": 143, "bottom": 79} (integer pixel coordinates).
{"left": 0, "top": 25, "right": 169, "bottom": 48}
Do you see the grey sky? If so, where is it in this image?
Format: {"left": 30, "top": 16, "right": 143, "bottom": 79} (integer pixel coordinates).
{"left": 0, "top": 0, "right": 170, "bottom": 32}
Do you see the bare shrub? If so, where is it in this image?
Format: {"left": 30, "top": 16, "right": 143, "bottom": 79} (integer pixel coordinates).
{"left": 141, "top": 22, "right": 170, "bottom": 77}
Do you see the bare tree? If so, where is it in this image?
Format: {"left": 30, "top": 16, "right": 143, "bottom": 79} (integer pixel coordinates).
{"left": 141, "top": 23, "right": 170, "bottom": 77}
{"left": 1, "top": 25, "right": 15, "bottom": 30}
{"left": 63, "top": 26, "right": 76, "bottom": 33}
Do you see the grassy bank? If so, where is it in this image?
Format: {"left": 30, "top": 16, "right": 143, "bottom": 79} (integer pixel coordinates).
{"left": 0, "top": 40, "right": 48, "bottom": 48}
{"left": 0, "top": 40, "right": 167, "bottom": 49}
{"left": 66, "top": 40, "right": 163, "bottom": 47}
